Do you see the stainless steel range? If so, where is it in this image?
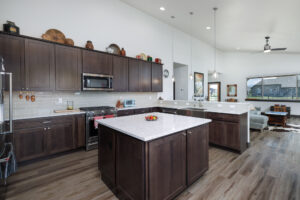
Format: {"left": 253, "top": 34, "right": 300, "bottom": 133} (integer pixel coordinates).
{"left": 79, "top": 106, "right": 117, "bottom": 151}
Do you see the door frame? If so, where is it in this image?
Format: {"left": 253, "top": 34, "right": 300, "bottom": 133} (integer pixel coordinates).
{"left": 208, "top": 82, "right": 221, "bottom": 102}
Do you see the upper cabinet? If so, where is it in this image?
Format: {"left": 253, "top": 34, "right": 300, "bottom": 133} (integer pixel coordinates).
{"left": 0, "top": 34, "right": 25, "bottom": 90}
{"left": 55, "top": 45, "right": 82, "bottom": 91}
{"left": 128, "top": 59, "right": 152, "bottom": 92}
{"left": 112, "top": 56, "right": 128, "bottom": 92}
{"left": 151, "top": 63, "right": 163, "bottom": 92}
{"left": 82, "top": 50, "right": 113, "bottom": 75}
{"left": 25, "top": 39, "right": 55, "bottom": 91}
{"left": 139, "top": 61, "right": 151, "bottom": 92}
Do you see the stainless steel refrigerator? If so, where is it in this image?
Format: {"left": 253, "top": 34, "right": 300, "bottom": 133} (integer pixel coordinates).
{"left": 0, "top": 56, "right": 14, "bottom": 184}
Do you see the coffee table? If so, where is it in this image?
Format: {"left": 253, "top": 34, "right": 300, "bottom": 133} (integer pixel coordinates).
{"left": 264, "top": 111, "right": 288, "bottom": 127}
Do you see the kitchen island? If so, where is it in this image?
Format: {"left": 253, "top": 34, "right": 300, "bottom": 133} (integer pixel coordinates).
{"left": 97, "top": 112, "right": 211, "bottom": 200}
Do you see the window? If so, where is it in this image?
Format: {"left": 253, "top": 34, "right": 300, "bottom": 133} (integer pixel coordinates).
{"left": 247, "top": 75, "right": 300, "bottom": 101}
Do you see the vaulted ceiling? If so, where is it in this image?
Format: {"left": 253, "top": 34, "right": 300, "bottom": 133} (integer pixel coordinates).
{"left": 121, "top": 0, "right": 300, "bottom": 53}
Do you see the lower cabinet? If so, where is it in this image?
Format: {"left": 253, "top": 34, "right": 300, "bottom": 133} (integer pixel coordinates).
{"left": 148, "top": 131, "right": 187, "bottom": 200}
{"left": 14, "top": 127, "right": 47, "bottom": 162}
{"left": 207, "top": 112, "right": 248, "bottom": 153}
{"left": 98, "top": 123, "right": 209, "bottom": 200}
{"left": 13, "top": 114, "right": 86, "bottom": 162}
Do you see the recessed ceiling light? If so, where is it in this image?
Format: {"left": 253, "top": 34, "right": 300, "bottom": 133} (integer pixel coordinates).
{"left": 160, "top": 7, "right": 166, "bottom": 11}
{"left": 206, "top": 26, "right": 211, "bottom": 30}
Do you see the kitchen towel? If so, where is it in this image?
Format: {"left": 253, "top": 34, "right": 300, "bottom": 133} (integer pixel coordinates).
{"left": 94, "top": 116, "right": 104, "bottom": 129}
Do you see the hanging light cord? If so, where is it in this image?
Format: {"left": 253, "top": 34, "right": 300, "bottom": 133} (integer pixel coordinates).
{"left": 213, "top": 7, "right": 217, "bottom": 73}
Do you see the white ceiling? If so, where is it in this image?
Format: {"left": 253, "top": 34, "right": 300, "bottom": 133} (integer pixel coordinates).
{"left": 121, "top": 0, "right": 300, "bottom": 53}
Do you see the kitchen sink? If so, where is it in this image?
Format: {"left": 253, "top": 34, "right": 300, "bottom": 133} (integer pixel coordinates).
{"left": 177, "top": 107, "right": 206, "bottom": 118}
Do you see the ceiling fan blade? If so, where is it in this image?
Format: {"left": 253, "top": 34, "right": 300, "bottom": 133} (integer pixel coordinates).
{"left": 271, "top": 48, "right": 287, "bottom": 51}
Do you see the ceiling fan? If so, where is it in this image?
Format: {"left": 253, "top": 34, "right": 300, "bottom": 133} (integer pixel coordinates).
{"left": 263, "top": 36, "right": 287, "bottom": 53}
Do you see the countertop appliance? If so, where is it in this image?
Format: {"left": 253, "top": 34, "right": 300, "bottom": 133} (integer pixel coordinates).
{"left": 79, "top": 106, "right": 117, "bottom": 151}
{"left": 0, "top": 56, "right": 15, "bottom": 185}
{"left": 123, "top": 99, "right": 136, "bottom": 107}
{"left": 82, "top": 73, "right": 113, "bottom": 91}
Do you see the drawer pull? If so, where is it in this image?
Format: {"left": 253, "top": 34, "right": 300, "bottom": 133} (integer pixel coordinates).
{"left": 187, "top": 131, "right": 192, "bottom": 134}
{"left": 48, "top": 127, "right": 51, "bottom": 130}
{"left": 43, "top": 121, "right": 52, "bottom": 124}
{"left": 182, "top": 133, "right": 186, "bottom": 136}
{"left": 44, "top": 128, "right": 47, "bottom": 131}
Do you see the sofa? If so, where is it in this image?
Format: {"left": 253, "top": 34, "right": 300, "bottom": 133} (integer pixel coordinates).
{"left": 250, "top": 109, "right": 269, "bottom": 132}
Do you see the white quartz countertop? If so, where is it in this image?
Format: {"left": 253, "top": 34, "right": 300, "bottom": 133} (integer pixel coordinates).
{"left": 12, "top": 111, "right": 86, "bottom": 120}
{"left": 97, "top": 112, "right": 211, "bottom": 141}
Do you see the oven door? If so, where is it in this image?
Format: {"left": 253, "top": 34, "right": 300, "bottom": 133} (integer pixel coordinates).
{"left": 82, "top": 73, "right": 113, "bottom": 91}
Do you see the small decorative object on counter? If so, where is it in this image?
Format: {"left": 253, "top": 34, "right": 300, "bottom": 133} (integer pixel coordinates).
{"left": 106, "top": 44, "right": 121, "bottom": 55}
{"left": 145, "top": 115, "right": 158, "bottom": 121}
{"left": 85, "top": 40, "right": 94, "bottom": 50}
{"left": 155, "top": 58, "right": 162, "bottom": 64}
{"left": 18, "top": 91, "right": 23, "bottom": 100}
{"left": 147, "top": 56, "right": 153, "bottom": 62}
{"left": 163, "top": 69, "right": 169, "bottom": 78}
{"left": 120, "top": 48, "right": 126, "bottom": 56}
{"left": 158, "top": 96, "right": 164, "bottom": 100}
{"left": 25, "top": 92, "right": 30, "bottom": 101}
{"left": 136, "top": 55, "right": 141, "bottom": 59}
{"left": 3, "top": 21, "right": 20, "bottom": 35}
{"left": 31, "top": 92, "right": 35, "bottom": 102}
{"left": 140, "top": 53, "right": 147, "bottom": 61}
{"left": 116, "top": 100, "right": 123, "bottom": 108}
{"left": 67, "top": 101, "right": 74, "bottom": 110}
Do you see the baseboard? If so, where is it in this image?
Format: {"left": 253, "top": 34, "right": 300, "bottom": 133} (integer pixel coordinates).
{"left": 290, "top": 115, "right": 300, "bottom": 118}
{"left": 247, "top": 142, "right": 251, "bottom": 148}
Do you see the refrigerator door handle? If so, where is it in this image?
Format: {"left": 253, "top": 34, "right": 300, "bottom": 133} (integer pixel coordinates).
{"left": 8, "top": 72, "right": 12, "bottom": 134}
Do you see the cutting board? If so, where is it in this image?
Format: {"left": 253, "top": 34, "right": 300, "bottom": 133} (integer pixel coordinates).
{"left": 54, "top": 109, "right": 81, "bottom": 113}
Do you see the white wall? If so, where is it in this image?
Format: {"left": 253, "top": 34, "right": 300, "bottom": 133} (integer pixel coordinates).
{"left": 0, "top": 0, "right": 221, "bottom": 101}
{"left": 174, "top": 63, "right": 188, "bottom": 100}
{"left": 210, "top": 52, "right": 300, "bottom": 115}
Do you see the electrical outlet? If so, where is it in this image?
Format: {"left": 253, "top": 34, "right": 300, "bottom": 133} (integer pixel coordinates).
{"left": 58, "top": 98, "right": 63, "bottom": 104}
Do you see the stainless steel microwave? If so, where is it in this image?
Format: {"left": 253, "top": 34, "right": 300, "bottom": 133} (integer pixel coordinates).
{"left": 82, "top": 73, "right": 113, "bottom": 91}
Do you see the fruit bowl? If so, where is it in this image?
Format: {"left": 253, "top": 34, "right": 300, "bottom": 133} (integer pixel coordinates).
{"left": 145, "top": 115, "right": 158, "bottom": 121}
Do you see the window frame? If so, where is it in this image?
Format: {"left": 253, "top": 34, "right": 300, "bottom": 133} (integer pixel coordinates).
{"left": 246, "top": 74, "right": 300, "bottom": 102}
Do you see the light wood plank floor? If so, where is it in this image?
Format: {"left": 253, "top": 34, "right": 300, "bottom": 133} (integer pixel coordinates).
{"left": 1, "top": 129, "right": 300, "bottom": 200}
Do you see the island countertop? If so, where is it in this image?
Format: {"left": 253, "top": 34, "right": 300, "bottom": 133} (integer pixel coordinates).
{"left": 97, "top": 112, "right": 211, "bottom": 141}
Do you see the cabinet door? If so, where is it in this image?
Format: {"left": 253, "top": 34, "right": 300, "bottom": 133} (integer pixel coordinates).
{"left": 139, "top": 61, "right": 151, "bottom": 92}
{"left": 149, "top": 131, "right": 186, "bottom": 200}
{"left": 75, "top": 114, "right": 86, "bottom": 148}
{"left": 117, "top": 109, "right": 135, "bottom": 117}
{"left": 134, "top": 108, "right": 151, "bottom": 114}
{"left": 224, "top": 122, "right": 240, "bottom": 150}
{"left": 46, "top": 122, "right": 74, "bottom": 154}
{"left": 128, "top": 59, "right": 140, "bottom": 92}
{"left": 112, "top": 56, "right": 128, "bottom": 92}
{"left": 151, "top": 63, "right": 163, "bottom": 92}
{"left": 25, "top": 39, "right": 55, "bottom": 91}
{"left": 0, "top": 34, "right": 25, "bottom": 90}
{"left": 209, "top": 120, "right": 225, "bottom": 146}
{"left": 14, "top": 127, "right": 47, "bottom": 162}
{"left": 82, "top": 50, "right": 112, "bottom": 75}
{"left": 99, "top": 126, "right": 116, "bottom": 189}
{"left": 187, "top": 125, "right": 209, "bottom": 185}
{"left": 55, "top": 45, "right": 82, "bottom": 91}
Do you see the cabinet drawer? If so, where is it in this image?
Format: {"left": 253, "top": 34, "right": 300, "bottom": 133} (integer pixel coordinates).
{"left": 14, "top": 115, "right": 74, "bottom": 130}
{"left": 134, "top": 108, "right": 151, "bottom": 114}
{"left": 206, "top": 112, "right": 240, "bottom": 123}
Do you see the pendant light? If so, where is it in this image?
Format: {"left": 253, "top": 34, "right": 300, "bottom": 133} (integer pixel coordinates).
{"left": 171, "top": 16, "right": 175, "bottom": 82}
{"left": 212, "top": 7, "right": 218, "bottom": 79}
{"left": 189, "top": 12, "right": 194, "bottom": 80}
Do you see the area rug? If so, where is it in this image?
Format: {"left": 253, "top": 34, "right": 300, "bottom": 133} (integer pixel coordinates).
{"left": 268, "top": 124, "right": 300, "bottom": 133}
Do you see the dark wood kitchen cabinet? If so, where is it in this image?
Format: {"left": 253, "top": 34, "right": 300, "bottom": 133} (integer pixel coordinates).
{"left": 75, "top": 114, "right": 86, "bottom": 148}
{"left": 207, "top": 112, "right": 248, "bottom": 153}
{"left": 148, "top": 131, "right": 187, "bottom": 200}
{"left": 128, "top": 59, "right": 152, "bottom": 92}
{"left": 0, "top": 34, "right": 25, "bottom": 90}
{"left": 99, "top": 126, "right": 116, "bottom": 190}
{"left": 82, "top": 50, "right": 113, "bottom": 75}
{"left": 112, "top": 56, "right": 128, "bottom": 92}
{"left": 14, "top": 127, "right": 47, "bottom": 162}
{"left": 25, "top": 39, "right": 55, "bottom": 91}
{"left": 187, "top": 124, "right": 209, "bottom": 185}
{"left": 46, "top": 122, "right": 74, "bottom": 155}
{"left": 139, "top": 61, "right": 152, "bottom": 92}
{"left": 151, "top": 63, "right": 163, "bottom": 92}
{"left": 117, "top": 109, "right": 135, "bottom": 117}
{"left": 128, "top": 59, "right": 140, "bottom": 92}
{"left": 55, "top": 45, "right": 82, "bottom": 91}
{"left": 13, "top": 114, "right": 84, "bottom": 163}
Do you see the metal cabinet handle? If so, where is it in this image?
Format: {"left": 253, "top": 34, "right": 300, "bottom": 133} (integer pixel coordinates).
{"left": 42, "top": 121, "right": 52, "bottom": 124}
{"left": 182, "top": 132, "right": 186, "bottom": 136}
{"left": 44, "top": 128, "right": 47, "bottom": 131}
{"left": 187, "top": 131, "right": 192, "bottom": 134}
{"left": 48, "top": 127, "right": 51, "bottom": 130}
